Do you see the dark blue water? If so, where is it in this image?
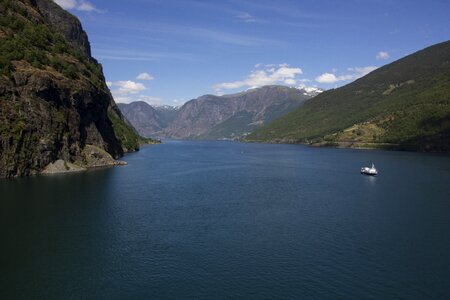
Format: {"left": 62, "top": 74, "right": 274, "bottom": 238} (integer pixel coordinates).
{"left": 1, "top": 141, "right": 450, "bottom": 299}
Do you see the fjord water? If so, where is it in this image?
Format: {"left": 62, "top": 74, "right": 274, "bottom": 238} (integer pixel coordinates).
{"left": 1, "top": 141, "right": 450, "bottom": 299}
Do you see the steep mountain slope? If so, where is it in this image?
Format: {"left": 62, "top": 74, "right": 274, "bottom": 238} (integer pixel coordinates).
{"left": 247, "top": 41, "right": 450, "bottom": 152}
{"left": 117, "top": 102, "right": 177, "bottom": 138}
{"left": 165, "top": 85, "right": 320, "bottom": 139}
{"left": 119, "top": 85, "right": 321, "bottom": 140}
{"left": 0, "top": 0, "right": 145, "bottom": 177}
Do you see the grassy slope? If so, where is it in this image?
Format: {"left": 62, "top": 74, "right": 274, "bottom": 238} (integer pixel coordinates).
{"left": 199, "top": 111, "right": 256, "bottom": 139}
{"left": 246, "top": 41, "right": 450, "bottom": 152}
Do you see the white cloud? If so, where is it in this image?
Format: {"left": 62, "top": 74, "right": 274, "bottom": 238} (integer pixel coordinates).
{"left": 54, "top": 0, "right": 98, "bottom": 12}
{"left": 77, "top": 1, "right": 95, "bottom": 11}
{"left": 284, "top": 78, "right": 296, "bottom": 85}
{"left": 348, "top": 66, "right": 378, "bottom": 76}
{"left": 315, "top": 73, "right": 340, "bottom": 84}
{"left": 113, "top": 80, "right": 146, "bottom": 95}
{"left": 138, "top": 96, "right": 163, "bottom": 106}
{"left": 109, "top": 77, "right": 164, "bottom": 105}
{"left": 113, "top": 96, "right": 132, "bottom": 103}
{"left": 214, "top": 64, "right": 303, "bottom": 92}
{"left": 172, "top": 98, "right": 186, "bottom": 106}
{"left": 235, "top": 12, "right": 256, "bottom": 23}
{"left": 136, "top": 72, "right": 154, "bottom": 81}
{"left": 376, "top": 51, "right": 390, "bottom": 60}
{"left": 315, "top": 66, "right": 378, "bottom": 84}
{"left": 54, "top": 0, "right": 77, "bottom": 9}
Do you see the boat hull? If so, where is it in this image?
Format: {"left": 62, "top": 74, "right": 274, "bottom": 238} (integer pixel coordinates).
{"left": 361, "top": 171, "right": 377, "bottom": 176}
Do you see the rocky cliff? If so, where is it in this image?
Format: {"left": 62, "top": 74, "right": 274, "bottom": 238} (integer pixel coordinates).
{"left": 0, "top": 0, "right": 144, "bottom": 177}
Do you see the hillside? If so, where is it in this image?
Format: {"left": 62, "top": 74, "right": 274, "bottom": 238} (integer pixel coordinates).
{"left": 0, "top": 0, "right": 148, "bottom": 177}
{"left": 119, "top": 85, "right": 322, "bottom": 140}
{"left": 117, "top": 102, "right": 177, "bottom": 138}
{"left": 246, "top": 41, "right": 450, "bottom": 152}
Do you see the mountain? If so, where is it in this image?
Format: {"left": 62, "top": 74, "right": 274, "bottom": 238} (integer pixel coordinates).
{"left": 0, "top": 0, "right": 150, "bottom": 178}
{"left": 117, "top": 102, "right": 177, "bottom": 138}
{"left": 246, "top": 41, "right": 450, "bottom": 152}
{"left": 119, "top": 85, "right": 322, "bottom": 139}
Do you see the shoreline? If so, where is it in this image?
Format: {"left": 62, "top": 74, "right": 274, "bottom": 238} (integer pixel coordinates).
{"left": 243, "top": 138, "right": 450, "bottom": 154}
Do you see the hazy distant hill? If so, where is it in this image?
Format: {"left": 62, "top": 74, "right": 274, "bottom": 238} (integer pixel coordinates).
{"left": 117, "top": 102, "right": 177, "bottom": 138}
{"left": 119, "top": 85, "right": 322, "bottom": 139}
{"left": 246, "top": 41, "right": 450, "bottom": 152}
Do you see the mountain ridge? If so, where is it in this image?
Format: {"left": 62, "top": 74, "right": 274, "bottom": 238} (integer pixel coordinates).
{"left": 119, "top": 85, "right": 322, "bottom": 140}
{"left": 246, "top": 41, "right": 450, "bottom": 152}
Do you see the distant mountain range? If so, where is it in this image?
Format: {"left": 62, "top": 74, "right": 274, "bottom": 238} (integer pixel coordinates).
{"left": 117, "top": 103, "right": 178, "bottom": 138}
{"left": 246, "top": 41, "right": 450, "bottom": 152}
{"left": 118, "top": 85, "right": 323, "bottom": 140}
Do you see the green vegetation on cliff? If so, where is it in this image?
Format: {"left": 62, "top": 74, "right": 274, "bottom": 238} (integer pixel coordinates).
{"left": 0, "top": 0, "right": 147, "bottom": 177}
{"left": 108, "top": 106, "right": 160, "bottom": 152}
{"left": 246, "top": 41, "right": 450, "bottom": 152}
{"left": 0, "top": 0, "right": 102, "bottom": 84}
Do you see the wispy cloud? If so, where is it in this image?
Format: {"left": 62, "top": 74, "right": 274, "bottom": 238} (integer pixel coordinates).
{"left": 172, "top": 98, "right": 186, "bottom": 106}
{"left": 235, "top": 12, "right": 257, "bottom": 23}
{"left": 54, "top": 0, "right": 100, "bottom": 12}
{"left": 54, "top": 0, "right": 77, "bottom": 9}
{"left": 183, "top": 27, "right": 285, "bottom": 46}
{"left": 376, "top": 51, "right": 390, "bottom": 60}
{"left": 93, "top": 48, "right": 195, "bottom": 62}
{"left": 348, "top": 66, "right": 379, "bottom": 76}
{"left": 136, "top": 72, "right": 155, "bottom": 81}
{"left": 88, "top": 17, "right": 286, "bottom": 47}
{"left": 231, "top": 0, "right": 337, "bottom": 21}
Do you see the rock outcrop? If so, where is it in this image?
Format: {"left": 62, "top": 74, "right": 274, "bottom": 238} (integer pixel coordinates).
{"left": 34, "top": 0, "right": 92, "bottom": 56}
{"left": 0, "top": 0, "right": 143, "bottom": 177}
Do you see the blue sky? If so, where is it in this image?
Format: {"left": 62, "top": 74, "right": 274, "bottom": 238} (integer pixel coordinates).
{"left": 55, "top": 0, "right": 450, "bottom": 106}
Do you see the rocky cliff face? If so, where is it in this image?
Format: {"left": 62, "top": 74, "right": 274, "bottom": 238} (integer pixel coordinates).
{"left": 0, "top": 0, "right": 143, "bottom": 177}
{"left": 119, "top": 85, "right": 321, "bottom": 140}
{"left": 34, "top": 0, "right": 91, "bottom": 56}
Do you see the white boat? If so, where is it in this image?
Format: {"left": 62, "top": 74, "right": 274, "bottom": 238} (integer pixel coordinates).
{"left": 361, "top": 163, "right": 378, "bottom": 176}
